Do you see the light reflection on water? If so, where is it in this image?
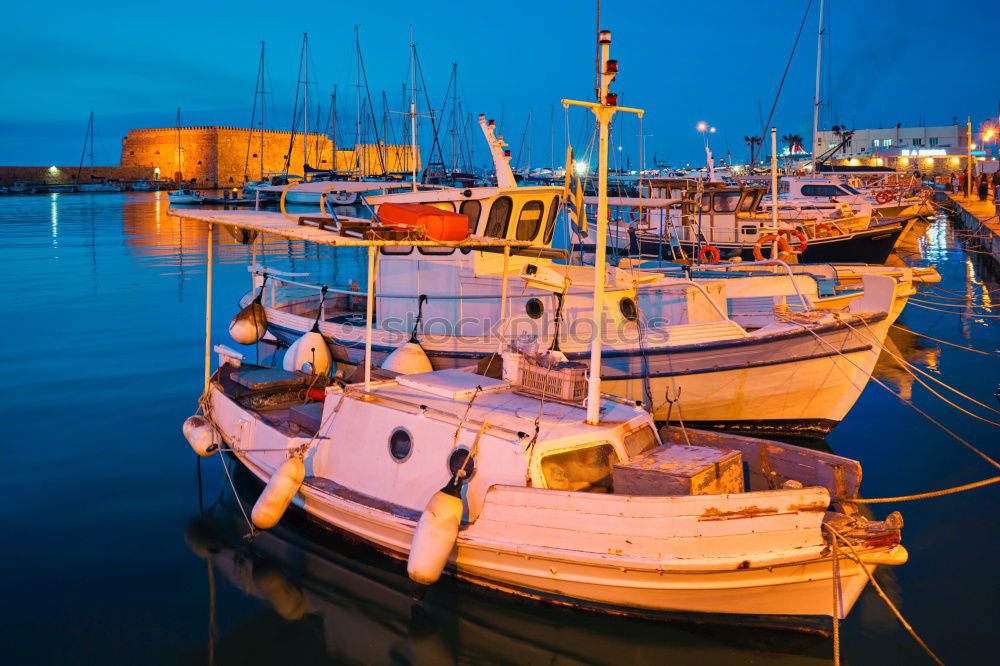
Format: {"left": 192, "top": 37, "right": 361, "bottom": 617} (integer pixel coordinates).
{"left": 0, "top": 193, "right": 997, "bottom": 664}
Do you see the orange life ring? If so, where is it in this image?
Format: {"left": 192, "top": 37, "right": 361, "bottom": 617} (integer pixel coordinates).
{"left": 875, "top": 191, "right": 892, "bottom": 204}
{"left": 814, "top": 222, "right": 837, "bottom": 238}
{"left": 752, "top": 234, "right": 792, "bottom": 262}
{"left": 780, "top": 228, "right": 808, "bottom": 253}
{"left": 698, "top": 245, "right": 721, "bottom": 264}
{"left": 629, "top": 206, "right": 649, "bottom": 223}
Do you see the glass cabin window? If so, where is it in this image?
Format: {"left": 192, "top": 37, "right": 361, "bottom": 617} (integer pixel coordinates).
{"left": 623, "top": 426, "right": 658, "bottom": 459}
{"left": 460, "top": 199, "right": 482, "bottom": 234}
{"left": 699, "top": 193, "right": 712, "bottom": 211}
{"left": 542, "top": 195, "right": 559, "bottom": 244}
{"left": 739, "top": 192, "right": 758, "bottom": 212}
{"left": 714, "top": 192, "right": 741, "bottom": 212}
{"left": 515, "top": 200, "right": 544, "bottom": 240}
{"left": 540, "top": 443, "right": 618, "bottom": 493}
{"left": 484, "top": 196, "right": 513, "bottom": 238}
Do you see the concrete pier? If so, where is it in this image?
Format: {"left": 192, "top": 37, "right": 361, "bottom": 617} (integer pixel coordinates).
{"left": 945, "top": 193, "right": 1000, "bottom": 264}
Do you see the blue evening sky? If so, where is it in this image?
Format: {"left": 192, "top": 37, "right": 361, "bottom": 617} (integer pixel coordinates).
{"left": 1, "top": 0, "right": 997, "bottom": 168}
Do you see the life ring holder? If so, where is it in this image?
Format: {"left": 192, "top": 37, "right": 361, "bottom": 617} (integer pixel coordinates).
{"left": 875, "top": 191, "right": 892, "bottom": 205}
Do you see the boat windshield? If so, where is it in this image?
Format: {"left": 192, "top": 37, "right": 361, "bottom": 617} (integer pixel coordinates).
{"left": 540, "top": 443, "right": 618, "bottom": 493}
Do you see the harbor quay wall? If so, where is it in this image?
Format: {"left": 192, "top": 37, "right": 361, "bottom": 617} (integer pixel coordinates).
{"left": 0, "top": 165, "right": 156, "bottom": 186}
{"left": 946, "top": 193, "right": 1000, "bottom": 265}
{"left": 120, "top": 126, "right": 419, "bottom": 186}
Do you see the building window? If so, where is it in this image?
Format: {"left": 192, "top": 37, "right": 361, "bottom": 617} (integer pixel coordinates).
{"left": 929, "top": 137, "right": 939, "bottom": 146}
{"left": 884, "top": 139, "right": 892, "bottom": 147}
{"left": 129, "top": 151, "right": 135, "bottom": 156}
{"left": 912, "top": 138, "right": 923, "bottom": 146}
{"left": 197, "top": 161, "right": 202, "bottom": 165}
{"left": 872, "top": 139, "right": 880, "bottom": 147}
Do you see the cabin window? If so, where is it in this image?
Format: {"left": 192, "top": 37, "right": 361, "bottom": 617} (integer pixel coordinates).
{"left": 418, "top": 246, "right": 455, "bottom": 255}
{"left": 448, "top": 447, "right": 476, "bottom": 480}
{"left": 381, "top": 246, "right": 414, "bottom": 255}
{"left": 623, "top": 426, "right": 658, "bottom": 459}
{"left": 515, "top": 200, "right": 544, "bottom": 240}
{"left": 484, "top": 196, "right": 513, "bottom": 238}
{"left": 741, "top": 225, "right": 758, "bottom": 236}
{"left": 714, "top": 192, "right": 741, "bottom": 212}
{"left": 540, "top": 443, "right": 618, "bottom": 492}
{"left": 619, "top": 297, "right": 638, "bottom": 321}
{"left": 699, "top": 193, "right": 712, "bottom": 211}
{"left": 738, "top": 192, "right": 758, "bottom": 212}
{"left": 525, "top": 298, "right": 544, "bottom": 319}
{"left": 542, "top": 195, "right": 559, "bottom": 244}
{"left": 388, "top": 428, "right": 413, "bottom": 462}
{"left": 801, "top": 185, "right": 842, "bottom": 197}
{"left": 460, "top": 199, "right": 481, "bottom": 233}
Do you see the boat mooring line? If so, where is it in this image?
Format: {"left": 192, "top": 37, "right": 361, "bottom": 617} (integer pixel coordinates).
{"left": 907, "top": 301, "right": 1000, "bottom": 317}
{"left": 824, "top": 524, "right": 944, "bottom": 666}
{"left": 889, "top": 325, "right": 999, "bottom": 357}
{"left": 845, "top": 476, "right": 1000, "bottom": 504}
{"left": 779, "top": 314, "right": 1000, "bottom": 471}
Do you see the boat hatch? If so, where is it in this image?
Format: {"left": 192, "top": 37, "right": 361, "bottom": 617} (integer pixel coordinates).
{"left": 395, "top": 369, "right": 509, "bottom": 400}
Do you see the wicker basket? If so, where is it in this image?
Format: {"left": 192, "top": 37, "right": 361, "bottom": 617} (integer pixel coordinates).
{"left": 511, "top": 354, "right": 588, "bottom": 402}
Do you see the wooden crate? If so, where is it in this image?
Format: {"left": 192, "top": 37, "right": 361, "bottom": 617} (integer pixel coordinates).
{"left": 613, "top": 444, "right": 744, "bottom": 496}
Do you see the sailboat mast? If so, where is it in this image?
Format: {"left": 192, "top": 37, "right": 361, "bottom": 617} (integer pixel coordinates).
{"left": 260, "top": 41, "right": 266, "bottom": 179}
{"left": 810, "top": 0, "right": 824, "bottom": 174}
{"left": 355, "top": 26, "right": 362, "bottom": 178}
{"left": 176, "top": 107, "right": 182, "bottom": 181}
{"left": 409, "top": 25, "right": 417, "bottom": 191}
{"left": 89, "top": 112, "right": 94, "bottom": 171}
{"left": 303, "top": 33, "right": 310, "bottom": 172}
{"left": 331, "top": 86, "right": 338, "bottom": 170}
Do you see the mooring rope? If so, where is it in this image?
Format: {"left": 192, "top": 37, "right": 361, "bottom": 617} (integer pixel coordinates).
{"left": 890, "top": 324, "right": 1000, "bottom": 357}
{"left": 823, "top": 524, "right": 944, "bottom": 665}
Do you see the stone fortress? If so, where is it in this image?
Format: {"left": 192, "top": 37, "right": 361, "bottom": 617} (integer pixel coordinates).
{"left": 119, "top": 126, "right": 419, "bottom": 186}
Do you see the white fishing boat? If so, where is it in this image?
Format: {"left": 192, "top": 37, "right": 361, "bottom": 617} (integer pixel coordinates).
{"left": 131, "top": 180, "right": 157, "bottom": 192}
{"left": 257, "top": 178, "right": 414, "bottom": 206}
{"left": 168, "top": 188, "right": 204, "bottom": 204}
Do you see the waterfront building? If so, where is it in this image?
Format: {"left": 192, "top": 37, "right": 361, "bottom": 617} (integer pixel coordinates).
{"left": 813, "top": 123, "right": 989, "bottom": 175}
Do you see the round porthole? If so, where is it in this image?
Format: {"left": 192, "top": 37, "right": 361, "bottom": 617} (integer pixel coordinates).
{"left": 525, "top": 298, "right": 544, "bottom": 319}
{"left": 448, "top": 447, "right": 476, "bottom": 481}
{"left": 619, "top": 297, "right": 638, "bottom": 321}
{"left": 388, "top": 428, "right": 413, "bottom": 462}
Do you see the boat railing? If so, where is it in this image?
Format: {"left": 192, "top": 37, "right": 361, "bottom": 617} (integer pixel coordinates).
{"left": 252, "top": 267, "right": 737, "bottom": 324}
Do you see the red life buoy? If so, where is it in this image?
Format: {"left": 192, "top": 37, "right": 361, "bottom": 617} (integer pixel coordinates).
{"left": 629, "top": 206, "right": 649, "bottom": 223}
{"left": 875, "top": 191, "right": 892, "bottom": 204}
{"left": 814, "top": 222, "right": 837, "bottom": 238}
{"left": 753, "top": 234, "right": 792, "bottom": 262}
{"left": 699, "top": 245, "right": 721, "bottom": 264}
{"left": 780, "top": 228, "right": 808, "bottom": 253}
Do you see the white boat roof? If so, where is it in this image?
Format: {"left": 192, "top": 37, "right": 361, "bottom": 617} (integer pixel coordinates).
{"left": 168, "top": 208, "right": 535, "bottom": 249}
{"left": 357, "top": 373, "right": 645, "bottom": 441}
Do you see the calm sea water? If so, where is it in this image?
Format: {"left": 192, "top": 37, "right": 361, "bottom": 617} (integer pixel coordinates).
{"left": 1, "top": 191, "right": 997, "bottom": 665}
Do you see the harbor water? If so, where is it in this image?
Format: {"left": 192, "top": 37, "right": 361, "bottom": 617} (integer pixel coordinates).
{"left": 2, "top": 192, "right": 998, "bottom": 664}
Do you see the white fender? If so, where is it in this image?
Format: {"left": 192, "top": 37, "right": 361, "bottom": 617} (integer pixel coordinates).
{"left": 252, "top": 457, "right": 306, "bottom": 529}
{"left": 381, "top": 342, "right": 433, "bottom": 374}
{"left": 282, "top": 330, "right": 334, "bottom": 376}
{"left": 407, "top": 486, "right": 464, "bottom": 585}
{"left": 183, "top": 415, "right": 218, "bottom": 457}
{"left": 229, "top": 301, "right": 268, "bottom": 345}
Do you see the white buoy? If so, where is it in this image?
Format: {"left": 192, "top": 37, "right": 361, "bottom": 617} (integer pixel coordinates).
{"left": 381, "top": 341, "right": 433, "bottom": 374}
{"left": 183, "top": 415, "right": 218, "bottom": 457}
{"left": 282, "top": 325, "right": 334, "bottom": 376}
{"left": 407, "top": 482, "right": 464, "bottom": 585}
{"left": 230, "top": 287, "right": 268, "bottom": 345}
{"left": 252, "top": 456, "right": 306, "bottom": 529}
